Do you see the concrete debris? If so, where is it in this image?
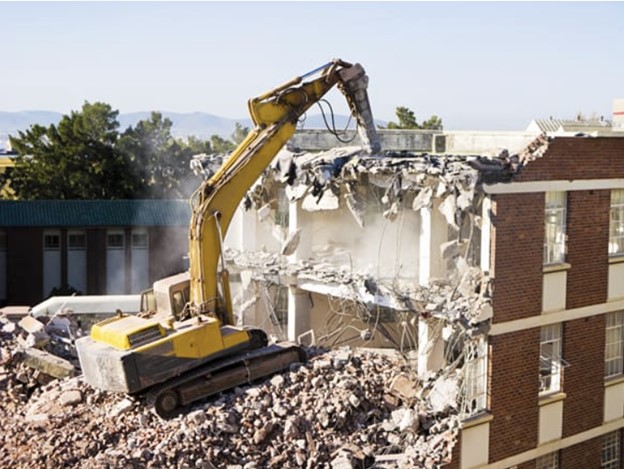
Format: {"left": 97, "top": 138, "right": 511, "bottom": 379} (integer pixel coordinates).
{"left": 59, "top": 389, "right": 83, "bottom": 406}
{"left": 226, "top": 247, "right": 492, "bottom": 326}
{"left": 20, "top": 347, "right": 74, "bottom": 379}
{"left": 281, "top": 229, "right": 301, "bottom": 256}
{"left": 411, "top": 186, "right": 432, "bottom": 211}
{"left": 18, "top": 316, "right": 50, "bottom": 348}
{"left": 344, "top": 185, "right": 365, "bottom": 228}
{"left": 438, "top": 193, "right": 459, "bottom": 229}
{"left": 428, "top": 374, "right": 460, "bottom": 414}
{"left": 0, "top": 343, "right": 460, "bottom": 468}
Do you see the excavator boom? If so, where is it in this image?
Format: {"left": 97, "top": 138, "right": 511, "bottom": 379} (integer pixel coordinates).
{"left": 76, "top": 59, "right": 380, "bottom": 416}
{"left": 189, "top": 59, "right": 380, "bottom": 321}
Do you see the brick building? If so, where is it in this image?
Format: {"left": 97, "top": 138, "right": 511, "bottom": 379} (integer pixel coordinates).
{"left": 466, "top": 136, "right": 624, "bottom": 468}
{"left": 0, "top": 200, "right": 190, "bottom": 306}
{"left": 222, "top": 131, "right": 624, "bottom": 468}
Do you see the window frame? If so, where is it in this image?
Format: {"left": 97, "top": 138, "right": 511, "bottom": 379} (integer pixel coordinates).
{"left": 540, "top": 324, "right": 563, "bottom": 396}
{"left": 536, "top": 451, "right": 559, "bottom": 469}
{"left": 605, "top": 311, "right": 624, "bottom": 379}
{"left": 131, "top": 232, "right": 148, "bottom": 249}
{"left": 43, "top": 231, "right": 60, "bottom": 251}
{"left": 601, "top": 431, "right": 621, "bottom": 469}
{"left": 106, "top": 231, "right": 125, "bottom": 249}
{"left": 461, "top": 337, "right": 489, "bottom": 419}
{"left": 610, "top": 189, "right": 624, "bottom": 257}
{"left": 544, "top": 191, "right": 567, "bottom": 265}
{"left": 68, "top": 230, "right": 86, "bottom": 251}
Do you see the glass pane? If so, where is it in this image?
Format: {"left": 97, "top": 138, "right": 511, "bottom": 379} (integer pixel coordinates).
{"left": 44, "top": 234, "right": 60, "bottom": 249}
{"left": 546, "top": 192, "right": 565, "bottom": 209}
{"left": 612, "top": 189, "right": 624, "bottom": 205}
{"left": 132, "top": 233, "right": 148, "bottom": 248}
{"left": 68, "top": 233, "right": 86, "bottom": 249}
{"left": 107, "top": 233, "right": 124, "bottom": 248}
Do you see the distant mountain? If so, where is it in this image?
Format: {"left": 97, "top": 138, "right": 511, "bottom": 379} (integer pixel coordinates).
{"left": 0, "top": 110, "right": 381, "bottom": 151}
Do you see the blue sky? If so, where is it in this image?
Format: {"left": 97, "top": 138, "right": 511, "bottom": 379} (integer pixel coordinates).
{"left": 2, "top": 2, "right": 623, "bottom": 130}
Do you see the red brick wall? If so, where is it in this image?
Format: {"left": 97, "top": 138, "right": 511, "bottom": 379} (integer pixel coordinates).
{"left": 515, "top": 137, "right": 624, "bottom": 182}
{"left": 560, "top": 437, "right": 601, "bottom": 468}
{"left": 442, "top": 432, "right": 460, "bottom": 468}
{"left": 562, "top": 316, "right": 605, "bottom": 437}
{"left": 490, "top": 193, "right": 544, "bottom": 323}
{"left": 517, "top": 461, "right": 535, "bottom": 469}
{"left": 488, "top": 329, "right": 540, "bottom": 463}
{"left": 560, "top": 189, "right": 609, "bottom": 437}
{"left": 565, "top": 190, "right": 610, "bottom": 309}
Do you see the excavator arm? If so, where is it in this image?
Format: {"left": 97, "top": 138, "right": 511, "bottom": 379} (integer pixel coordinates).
{"left": 188, "top": 59, "right": 380, "bottom": 322}
{"left": 76, "top": 59, "right": 380, "bottom": 416}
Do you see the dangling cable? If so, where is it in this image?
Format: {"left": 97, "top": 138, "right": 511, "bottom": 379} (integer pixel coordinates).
{"left": 316, "top": 99, "right": 359, "bottom": 144}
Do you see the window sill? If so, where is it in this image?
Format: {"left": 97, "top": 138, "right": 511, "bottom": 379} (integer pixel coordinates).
{"left": 604, "top": 375, "right": 624, "bottom": 388}
{"left": 608, "top": 255, "right": 624, "bottom": 265}
{"left": 543, "top": 263, "right": 571, "bottom": 274}
{"left": 538, "top": 391, "right": 566, "bottom": 406}
{"left": 461, "top": 412, "right": 493, "bottom": 429}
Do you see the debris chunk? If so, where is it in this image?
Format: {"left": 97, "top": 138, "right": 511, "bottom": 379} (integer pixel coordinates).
{"left": 21, "top": 347, "right": 76, "bottom": 379}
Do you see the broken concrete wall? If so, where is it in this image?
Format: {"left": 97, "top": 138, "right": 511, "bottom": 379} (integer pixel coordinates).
{"left": 297, "top": 194, "right": 422, "bottom": 280}
{"left": 290, "top": 129, "right": 437, "bottom": 152}
{"left": 442, "top": 131, "right": 540, "bottom": 155}
{"left": 226, "top": 200, "right": 281, "bottom": 253}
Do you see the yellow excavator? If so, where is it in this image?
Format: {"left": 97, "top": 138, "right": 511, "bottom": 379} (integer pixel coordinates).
{"left": 76, "top": 59, "right": 380, "bottom": 417}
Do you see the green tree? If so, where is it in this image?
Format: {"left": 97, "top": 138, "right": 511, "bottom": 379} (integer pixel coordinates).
{"left": 118, "top": 112, "right": 197, "bottom": 199}
{"left": 231, "top": 122, "right": 250, "bottom": 145}
{"left": 7, "top": 102, "right": 137, "bottom": 199}
{"left": 420, "top": 115, "right": 443, "bottom": 130}
{"left": 210, "top": 135, "right": 236, "bottom": 154}
{"left": 185, "top": 135, "right": 213, "bottom": 155}
{"left": 384, "top": 106, "right": 443, "bottom": 130}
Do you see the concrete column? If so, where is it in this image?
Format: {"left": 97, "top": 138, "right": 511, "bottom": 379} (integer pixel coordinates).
{"left": 418, "top": 318, "right": 445, "bottom": 379}
{"left": 480, "top": 196, "right": 492, "bottom": 273}
{"left": 283, "top": 198, "right": 313, "bottom": 343}
{"left": 418, "top": 207, "right": 432, "bottom": 286}
{"left": 287, "top": 287, "right": 310, "bottom": 342}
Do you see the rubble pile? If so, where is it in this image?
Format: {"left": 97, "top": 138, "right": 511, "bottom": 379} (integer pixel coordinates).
{"left": 0, "top": 314, "right": 460, "bottom": 469}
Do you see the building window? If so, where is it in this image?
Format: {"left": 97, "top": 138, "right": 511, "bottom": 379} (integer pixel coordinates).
{"left": 601, "top": 431, "right": 621, "bottom": 469}
{"left": 461, "top": 337, "right": 489, "bottom": 418}
{"left": 536, "top": 451, "right": 559, "bottom": 469}
{"left": 44, "top": 233, "right": 60, "bottom": 250}
{"left": 605, "top": 311, "right": 624, "bottom": 379}
{"left": 540, "top": 324, "right": 563, "bottom": 396}
{"left": 68, "top": 232, "right": 86, "bottom": 250}
{"left": 107, "top": 232, "right": 124, "bottom": 249}
{"left": 544, "top": 192, "right": 566, "bottom": 265}
{"left": 132, "top": 232, "right": 148, "bottom": 249}
{"left": 610, "top": 189, "right": 624, "bottom": 257}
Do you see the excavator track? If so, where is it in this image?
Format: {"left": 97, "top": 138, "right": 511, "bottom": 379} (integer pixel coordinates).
{"left": 146, "top": 335, "right": 306, "bottom": 418}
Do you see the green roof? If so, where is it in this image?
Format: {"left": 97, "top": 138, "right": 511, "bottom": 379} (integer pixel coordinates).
{"left": 0, "top": 200, "right": 191, "bottom": 227}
